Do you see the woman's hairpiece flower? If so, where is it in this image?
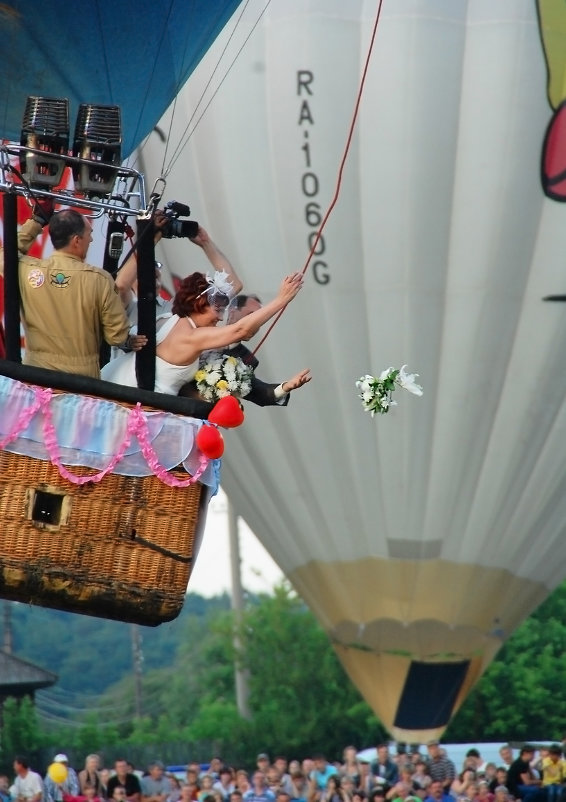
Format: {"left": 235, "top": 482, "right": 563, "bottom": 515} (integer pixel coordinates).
{"left": 356, "top": 365, "right": 423, "bottom": 416}
{"left": 196, "top": 270, "right": 235, "bottom": 310}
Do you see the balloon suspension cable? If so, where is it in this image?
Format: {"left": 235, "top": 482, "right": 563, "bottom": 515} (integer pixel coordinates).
{"left": 127, "top": 1, "right": 269, "bottom": 177}
{"left": 128, "top": 0, "right": 177, "bottom": 157}
{"left": 113, "top": 177, "right": 164, "bottom": 273}
{"left": 144, "top": 176, "right": 166, "bottom": 217}
{"left": 161, "top": 0, "right": 255, "bottom": 175}
{"left": 162, "top": 0, "right": 272, "bottom": 178}
{"left": 115, "top": 218, "right": 154, "bottom": 274}
{"left": 251, "top": 0, "right": 384, "bottom": 357}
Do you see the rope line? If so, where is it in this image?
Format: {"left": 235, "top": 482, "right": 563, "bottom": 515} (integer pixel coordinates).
{"left": 159, "top": 1, "right": 199, "bottom": 176}
{"left": 129, "top": 0, "right": 177, "bottom": 156}
{"left": 252, "top": 0, "right": 385, "bottom": 356}
{"left": 129, "top": 2, "right": 268, "bottom": 178}
{"left": 128, "top": 532, "right": 192, "bottom": 563}
{"left": 161, "top": 0, "right": 254, "bottom": 176}
{"left": 160, "top": 93, "right": 179, "bottom": 179}
{"left": 94, "top": 0, "right": 114, "bottom": 102}
{"left": 164, "top": 0, "right": 273, "bottom": 177}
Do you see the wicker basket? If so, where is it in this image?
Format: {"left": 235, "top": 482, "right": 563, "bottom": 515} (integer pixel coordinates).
{"left": 0, "top": 451, "right": 209, "bottom": 626}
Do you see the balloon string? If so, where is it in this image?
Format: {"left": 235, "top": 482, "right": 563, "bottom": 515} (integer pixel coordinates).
{"left": 252, "top": 0, "right": 385, "bottom": 356}
{"left": 163, "top": 0, "right": 256, "bottom": 177}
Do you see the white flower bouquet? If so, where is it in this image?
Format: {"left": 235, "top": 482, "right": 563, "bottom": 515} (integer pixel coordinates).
{"left": 195, "top": 352, "right": 253, "bottom": 403}
{"left": 356, "top": 365, "right": 423, "bottom": 416}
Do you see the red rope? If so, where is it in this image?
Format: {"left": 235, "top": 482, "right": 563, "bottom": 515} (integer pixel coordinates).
{"left": 252, "top": 0, "right": 385, "bottom": 355}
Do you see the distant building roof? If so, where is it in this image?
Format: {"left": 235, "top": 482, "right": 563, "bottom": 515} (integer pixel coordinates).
{"left": 0, "top": 649, "right": 57, "bottom": 693}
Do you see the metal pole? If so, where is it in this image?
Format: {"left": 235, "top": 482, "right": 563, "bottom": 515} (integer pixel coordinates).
{"left": 3, "top": 602, "right": 12, "bottom": 654}
{"left": 100, "top": 217, "right": 126, "bottom": 368}
{"left": 3, "top": 192, "right": 21, "bottom": 362}
{"left": 135, "top": 216, "right": 156, "bottom": 391}
{"left": 228, "top": 499, "right": 251, "bottom": 720}
{"left": 131, "top": 623, "right": 143, "bottom": 718}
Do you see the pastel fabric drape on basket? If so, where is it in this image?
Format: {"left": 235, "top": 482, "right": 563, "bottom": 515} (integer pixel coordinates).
{"left": 0, "top": 376, "right": 219, "bottom": 490}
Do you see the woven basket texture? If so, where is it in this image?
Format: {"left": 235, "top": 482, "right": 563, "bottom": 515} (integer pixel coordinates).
{"left": 0, "top": 451, "right": 203, "bottom": 625}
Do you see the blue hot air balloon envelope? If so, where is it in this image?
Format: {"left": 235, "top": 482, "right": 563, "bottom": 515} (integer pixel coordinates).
{"left": 0, "top": 0, "right": 243, "bottom": 157}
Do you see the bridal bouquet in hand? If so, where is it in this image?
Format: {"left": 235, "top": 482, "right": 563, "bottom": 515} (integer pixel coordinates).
{"left": 356, "top": 365, "right": 423, "bottom": 416}
{"left": 195, "top": 352, "right": 253, "bottom": 402}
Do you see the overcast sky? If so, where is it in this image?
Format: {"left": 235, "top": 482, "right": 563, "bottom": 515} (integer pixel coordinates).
{"left": 188, "top": 488, "right": 284, "bottom": 598}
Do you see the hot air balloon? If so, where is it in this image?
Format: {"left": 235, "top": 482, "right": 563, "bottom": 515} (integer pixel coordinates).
{"left": 0, "top": 0, "right": 243, "bottom": 158}
{"left": 139, "top": 0, "right": 566, "bottom": 739}
{"left": 0, "top": 0, "right": 247, "bottom": 624}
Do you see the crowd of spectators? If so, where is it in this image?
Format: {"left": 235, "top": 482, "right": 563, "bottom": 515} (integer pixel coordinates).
{"left": 3, "top": 742, "right": 566, "bottom": 802}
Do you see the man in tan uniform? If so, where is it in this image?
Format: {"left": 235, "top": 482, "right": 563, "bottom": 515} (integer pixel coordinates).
{"left": 3, "top": 209, "right": 145, "bottom": 378}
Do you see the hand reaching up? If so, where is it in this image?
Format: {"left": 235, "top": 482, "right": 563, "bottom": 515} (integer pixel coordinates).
{"left": 277, "top": 272, "right": 304, "bottom": 305}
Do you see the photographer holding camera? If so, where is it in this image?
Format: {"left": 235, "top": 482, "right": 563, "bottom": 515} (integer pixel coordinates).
{"left": 114, "top": 203, "right": 242, "bottom": 325}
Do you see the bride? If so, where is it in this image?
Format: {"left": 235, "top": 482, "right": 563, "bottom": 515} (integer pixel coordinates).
{"left": 101, "top": 270, "right": 303, "bottom": 395}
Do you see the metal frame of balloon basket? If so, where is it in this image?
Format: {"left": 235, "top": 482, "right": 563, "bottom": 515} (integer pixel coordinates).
{"left": 0, "top": 143, "right": 173, "bottom": 396}
{"left": 0, "top": 143, "right": 147, "bottom": 217}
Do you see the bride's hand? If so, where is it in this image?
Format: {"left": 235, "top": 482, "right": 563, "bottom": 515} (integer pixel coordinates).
{"left": 277, "top": 272, "right": 304, "bottom": 304}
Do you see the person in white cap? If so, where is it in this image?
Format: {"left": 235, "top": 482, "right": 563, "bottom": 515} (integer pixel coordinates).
{"left": 44, "top": 755, "right": 79, "bottom": 802}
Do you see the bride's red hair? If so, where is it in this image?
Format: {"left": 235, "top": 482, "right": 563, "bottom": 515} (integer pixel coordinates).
{"left": 172, "top": 272, "right": 210, "bottom": 317}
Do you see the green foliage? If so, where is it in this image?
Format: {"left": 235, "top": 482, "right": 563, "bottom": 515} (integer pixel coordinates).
{"left": 126, "top": 715, "right": 161, "bottom": 746}
{"left": 72, "top": 713, "right": 120, "bottom": 754}
{"left": 187, "top": 700, "right": 241, "bottom": 743}
{"left": 237, "top": 584, "right": 385, "bottom": 757}
{"left": 5, "top": 582, "right": 566, "bottom": 762}
{"left": 1, "top": 696, "right": 44, "bottom": 761}
{"left": 8, "top": 594, "right": 231, "bottom": 696}
{"left": 447, "top": 582, "right": 566, "bottom": 742}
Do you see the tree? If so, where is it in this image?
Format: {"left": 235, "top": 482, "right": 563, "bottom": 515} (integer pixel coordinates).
{"left": 8, "top": 582, "right": 566, "bottom": 758}
{"left": 236, "top": 584, "right": 385, "bottom": 757}
{"left": 1, "top": 696, "right": 44, "bottom": 769}
{"left": 447, "top": 586, "right": 566, "bottom": 741}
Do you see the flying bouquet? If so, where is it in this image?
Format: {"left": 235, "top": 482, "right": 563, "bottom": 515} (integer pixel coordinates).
{"left": 356, "top": 365, "right": 423, "bottom": 416}
{"left": 195, "top": 352, "right": 253, "bottom": 403}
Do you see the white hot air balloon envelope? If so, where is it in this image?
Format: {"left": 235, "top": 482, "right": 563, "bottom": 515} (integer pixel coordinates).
{"left": 140, "top": 0, "right": 566, "bottom": 740}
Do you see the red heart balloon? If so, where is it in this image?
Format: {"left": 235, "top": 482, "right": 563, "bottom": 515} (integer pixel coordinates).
{"left": 209, "top": 395, "right": 245, "bottom": 428}
{"left": 196, "top": 424, "right": 224, "bottom": 459}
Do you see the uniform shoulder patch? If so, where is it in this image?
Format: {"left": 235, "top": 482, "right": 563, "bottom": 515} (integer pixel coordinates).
{"left": 50, "top": 271, "right": 71, "bottom": 288}
{"left": 27, "top": 268, "right": 45, "bottom": 288}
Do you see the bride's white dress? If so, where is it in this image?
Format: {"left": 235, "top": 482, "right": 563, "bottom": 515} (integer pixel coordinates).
{"left": 101, "top": 314, "right": 198, "bottom": 395}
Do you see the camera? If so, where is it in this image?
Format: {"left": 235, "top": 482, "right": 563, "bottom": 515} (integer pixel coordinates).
{"left": 160, "top": 200, "right": 199, "bottom": 239}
